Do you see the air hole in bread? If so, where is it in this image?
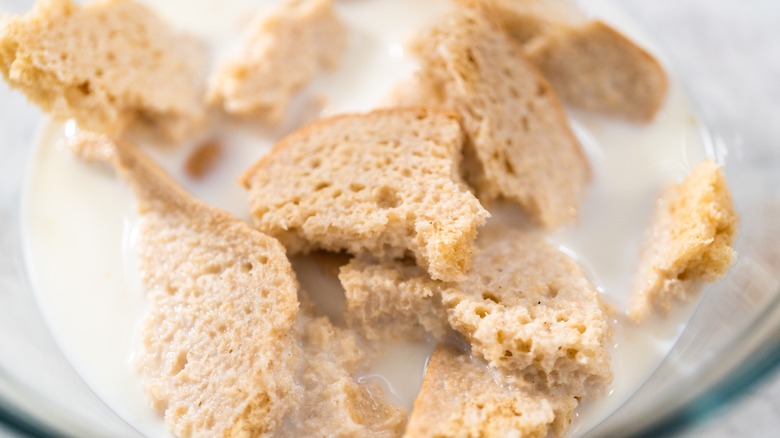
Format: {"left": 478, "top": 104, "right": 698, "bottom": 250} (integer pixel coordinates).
{"left": 77, "top": 81, "right": 92, "bottom": 96}
{"left": 375, "top": 186, "right": 400, "bottom": 209}
{"left": 503, "top": 157, "right": 515, "bottom": 175}
{"left": 348, "top": 183, "right": 365, "bottom": 192}
{"left": 482, "top": 292, "right": 501, "bottom": 303}
{"left": 171, "top": 351, "right": 188, "bottom": 375}
{"left": 517, "top": 340, "right": 532, "bottom": 353}
{"left": 241, "top": 262, "right": 253, "bottom": 272}
{"left": 204, "top": 263, "right": 222, "bottom": 275}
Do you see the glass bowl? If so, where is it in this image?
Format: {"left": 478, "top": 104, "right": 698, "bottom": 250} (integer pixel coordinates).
{"left": 1, "top": 0, "right": 778, "bottom": 436}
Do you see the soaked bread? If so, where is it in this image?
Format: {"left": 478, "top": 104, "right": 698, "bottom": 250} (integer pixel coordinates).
{"left": 240, "top": 108, "right": 489, "bottom": 282}
{"left": 397, "top": 6, "right": 589, "bottom": 228}
{"left": 405, "top": 346, "right": 578, "bottom": 438}
{"left": 208, "top": 0, "right": 347, "bottom": 122}
{"left": 468, "top": 0, "right": 668, "bottom": 120}
{"left": 0, "top": 0, "right": 207, "bottom": 140}
{"left": 281, "top": 308, "right": 407, "bottom": 437}
{"left": 525, "top": 20, "right": 668, "bottom": 121}
{"left": 340, "top": 229, "right": 612, "bottom": 399}
{"left": 76, "top": 135, "right": 300, "bottom": 437}
{"left": 629, "top": 160, "right": 738, "bottom": 321}
{"left": 339, "top": 256, "right": 452, "bottom": 341}
{"left": 444, "top": 229, "right": 612, "bottom": 397}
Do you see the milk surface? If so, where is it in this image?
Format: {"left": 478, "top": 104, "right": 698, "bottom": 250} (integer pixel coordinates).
{"left": 20, "top": 0, "right": 707, "bottom": 436}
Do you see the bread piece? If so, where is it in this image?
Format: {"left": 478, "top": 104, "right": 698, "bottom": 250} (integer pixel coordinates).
{"left": 525, "top": 20, "right": 668, "bottom": 121}
{"left": 629, "top": 160, "right": 738, "bottom": 321}
{"left": 240, "top": 108, "right": 489, "bottom": 282}
{"left": 339, "top": 228, "right": 612, "bottom": 398}
{"left": 465, "top": 0, "right": 667, "bottom": 120}
{"left": 281, "top": 311, "right": 406, "bottom": 437}
{"left": 340, "top": 256, "right": 451, "bottom": 341}
{"left": 457, "top": 0, "right": 583, "bottom": 44}
{"left": 0, "top": 0, "right": 207, "bottom": 140}
{"left": 207, "top": 0, "right": 347, "bottom": 122}
{"left": 444, "top": 229, "right": 612, "bottom": 397}
{"left": 405, "top": 346, "right": 578, "bottom": 438}
{"left": 77, "top": 135, "right": 301, "bottom": 437}
{"left": 403, "top": 7, "right": 589, "bottom": 228}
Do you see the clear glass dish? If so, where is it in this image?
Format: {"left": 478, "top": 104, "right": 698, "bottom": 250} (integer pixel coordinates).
{"left": 1, "top": 0, "right": 778, "bottom": 437}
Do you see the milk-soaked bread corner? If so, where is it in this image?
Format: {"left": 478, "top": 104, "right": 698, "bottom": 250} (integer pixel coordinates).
{"left": 240, "top": 108, "right": 489, "bottom": 282}
{"left": 401, "top": 6, "right": 589, "bottom": 228}
{"left": 465, "top": 0, "right": 668, "bottom": 120}
{"left": 629, "top": 160, "right": 738, "bottom": 321}
{"left": 339, "top": 256, "right": 452, "bottom": 341}
{"left": 525, "top": 20, "right": 668, "bottom": 121}
{"left": 208, "top": 0, "right": 347, "bottom": 122}
{"left": 280, "top": 309, "right": 407, "bottom": 437}
{"left": 405, "top": 346, "right": 578, "bottom": 438}
{"left": 74, "top": 134, "right": 301, "bottom": 437}
{"left": 337, "top": 228, "right": 612, "bottom": 400}
{"left": 0, "top": 0, "right": 207, "bottom": 140}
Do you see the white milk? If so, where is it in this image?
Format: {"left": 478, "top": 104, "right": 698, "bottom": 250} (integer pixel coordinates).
{"left": 20, "top": 0, "right": 708, "bottom": 436}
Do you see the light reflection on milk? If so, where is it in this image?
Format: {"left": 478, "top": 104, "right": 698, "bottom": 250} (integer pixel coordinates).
{"left": 20, "top": 0, "right": 708, "bottom": 436}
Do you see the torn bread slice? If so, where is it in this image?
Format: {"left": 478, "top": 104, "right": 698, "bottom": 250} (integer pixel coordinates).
{"left": 0, "top": 0, "right": 207, "bottom": 140}
{"left": 405, "top": 346, "right": 578, "bottom": 438}
{"left": 466, "top": 0, "right": 668, "bottom": 120}
{"left": 525, "top": 20, "right": 668, "bottom": 121}
{"left": 402, "top": 7, "right": 589, "bottom": 228}
{"left": 456, "top": 0, "right": 584, "bottom": 44}
{"left": 207, "top": 0, "right": 347, "bottom": 122}
{"left": 339, "top": 256, "right": 452, "bottom": 341}
{"left": 76, "top": 135, "right": 301, "bottom": 437}
{"left": 281, "top": 308, "right": 407, "bottom": 438}
{"left": 629, "top": 160, "right": 737, "bottom": 322}
{"left": 240, "top": 108, "right": 489, "bottom": 282}
{"left": 338, "top": 229, "right": 612, "bottom": 398}
{"left": 443, "top": 229, "right": 612, "bottom": 397}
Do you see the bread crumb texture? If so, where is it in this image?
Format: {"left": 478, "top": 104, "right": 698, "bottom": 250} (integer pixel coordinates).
{"left": 405, "top": 346, "right": 578, "bottom": 438}
{"left": 241, "top": 108, "right": 489, "bottom": 282}
{"left": 341, "top": 229, "right": 612, "bottom": 399}
{"left": 340, "top": 256, "right": 452, "bottom": 341}
{"left": 208, "top": 0, "right": 347, "bottom": 122}
{"left": 0, "top": 0, "right": 207, "bottom": 140}
{"left": 445, "top": 229, "right": 612, "bottom": 397}
{"left": 398, "top": 5, "right": 589, "bottom": 228}
{"left": 629, "top": 160, "right": 738, "bottom": 321}
{"left": 96, "top": 140, "right": 300, "bottom": 437}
